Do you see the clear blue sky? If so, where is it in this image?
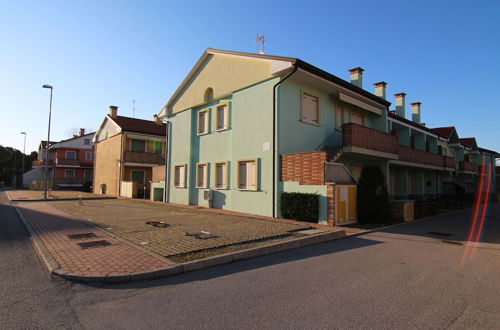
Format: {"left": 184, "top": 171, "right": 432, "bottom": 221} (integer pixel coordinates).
{"left": 1, "top": 0, "right": 499, "bottom": 157}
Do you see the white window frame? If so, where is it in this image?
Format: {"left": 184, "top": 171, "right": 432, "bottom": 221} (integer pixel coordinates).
{"left": 85, "top": 151, "right": 92, "bottom": 161}
{"left": 195, "top": 163, "right": 208, "bottom": 188}
{"left": 64, "top": 169, "right": 75, "bottom": 178}
{"left": 214, "top": 161, "right": 228, "bottom": 189}
{"left": 65, "top": 150, "right": 76, "bottom": 160}
{"left": 215, "top": 103, "right": 229, "bottom": 131}
{"left": 197, "top": 109, "right": 209, "bottom": 135}
{"left": 300, "top": 92, "right": 319, "bottom": 126}
{"left": 174, "top": 164, "right": 187, "bottom": 188}
{"left": 237, "top": 159, "right": 258, "bottom": 191}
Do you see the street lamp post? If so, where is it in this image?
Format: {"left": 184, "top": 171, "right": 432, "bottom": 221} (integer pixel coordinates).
{"left": 20, "top": 132, "right": 26, "bottom": 187}
{"left": 42, "top": 84, "right": 53, "bottom": 200}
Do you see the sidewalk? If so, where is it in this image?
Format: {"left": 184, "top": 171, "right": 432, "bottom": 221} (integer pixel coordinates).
{"left": 14, "top": 201, "right": 172, "bottom": 279}
{"left": 6, "top": 189, "right": 115, "bottom": 202}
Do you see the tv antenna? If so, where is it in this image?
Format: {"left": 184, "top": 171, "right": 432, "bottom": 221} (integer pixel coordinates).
{"left": 132, "top": 99, "right": 136, "bottom": 118}
{"left": 255, "top": 34, "right": 265, "bottom": 54}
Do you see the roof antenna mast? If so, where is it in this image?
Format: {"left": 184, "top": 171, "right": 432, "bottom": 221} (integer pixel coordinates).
{"left": 132, "top": 99, "right": 136, "bottom": 118}
{"left": 255, "top": 34, "right": 265, "bottom": 54}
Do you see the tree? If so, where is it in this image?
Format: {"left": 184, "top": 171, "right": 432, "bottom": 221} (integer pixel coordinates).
{"left": 357, "top": 166, "right": 393, "bottom": 224}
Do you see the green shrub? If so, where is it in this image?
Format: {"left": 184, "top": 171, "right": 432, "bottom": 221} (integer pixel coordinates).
{"left": 280, "top": 192, "right": 319, "bottom": 222}
{"left": 357, "top": 166, "right": 393, "bottom": 224}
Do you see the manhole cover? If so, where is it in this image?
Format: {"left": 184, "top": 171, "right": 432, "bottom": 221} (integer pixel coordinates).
{"left": 68, "top": 233, "right": 97, "bottom": 239}
{"left": 186, "top": 231, "right": 218, "bottom": 239}
{"left": 428, "top": 231, "right": 452, "bottom": 237}
{"left": 145, "top": 221, "right": 169, "bottom": 228}
{"left": 77, "top": 240, "right": 112, "bottom": 249}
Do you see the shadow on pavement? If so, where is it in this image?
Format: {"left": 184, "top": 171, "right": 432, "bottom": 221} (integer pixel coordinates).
{"left": 84, "top": 235, "right": 383, "bottom": 290}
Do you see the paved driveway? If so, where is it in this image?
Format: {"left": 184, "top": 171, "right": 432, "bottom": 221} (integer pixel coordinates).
{"left": 51, "top": 199, "right": 312, "bottom": 257}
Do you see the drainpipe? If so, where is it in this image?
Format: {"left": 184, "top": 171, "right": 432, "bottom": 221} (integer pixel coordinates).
{"left": 162, "top": 119, "right": 171, "bottom": 203}
{"left": 272, "top": 66, "right": 297, "bottom": 218}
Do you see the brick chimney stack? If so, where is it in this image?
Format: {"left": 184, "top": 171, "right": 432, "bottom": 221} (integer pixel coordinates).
{"left": 373, "top": 81, "right": 387, "bottom": 99}
{"left": 153, "top": 114, "right": 163, "bottom": 125}
{"left": 109, "top": 105, "right": 118, "bottom": 118}
{"left": 348, "top": 67, "right": 364, "bottom": 88}
{"left": 79, "top": 128, "right": 85, "bottom": 136}
{"left": 394, "top": 93, "right": 406, "bottom": 118}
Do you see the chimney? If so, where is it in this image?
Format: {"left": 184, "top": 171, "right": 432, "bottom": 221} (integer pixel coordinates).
{"left": 348, "top": 67, "right": 364, "bottom": 88}
{"left": 109, "top": 105, "right": 118, "bottom": 118}
{"left": 411, "top": 102, "right": 421, "bottom": 124}
{"left": 79, "top": 128, "right": 85, "bottom": 136}
{"left": 394, "top": 93, "right": 406, "bottom": 118}
{"left": 373, "top": 81, "right": 387, "bottom": 99}
{"left": 153, "top": 114, "right": 163, "bottom": 125}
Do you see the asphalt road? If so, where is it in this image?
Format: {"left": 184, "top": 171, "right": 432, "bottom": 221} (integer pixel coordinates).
{"left": 1, "top": 190, "right": 499, "bottom": 329}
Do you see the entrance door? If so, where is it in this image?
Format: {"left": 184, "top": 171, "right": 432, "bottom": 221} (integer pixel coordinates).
{"left": 335, "top": 185, "right": 357, "bottom": 225}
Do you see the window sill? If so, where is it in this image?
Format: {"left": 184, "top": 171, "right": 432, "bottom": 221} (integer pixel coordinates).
{"left": 214, "top": 186, "right": 228, "bottom": 190}
{"left": 237, "top": 188, "right": 258, "bottom": 191}
{"left": 195, "top": 186, "right": 208, "bottom": 189}
{"left": 197, "top": 131, "right": 210, "bottom": 136}
{"left": 215, "top": 127, "right": 230, "bottom": 132}
{"left": 300, "top": 119, "right": 321, "bottom": 127}
{"left": 174, "top": 186, "right": 187, "bottom": 189}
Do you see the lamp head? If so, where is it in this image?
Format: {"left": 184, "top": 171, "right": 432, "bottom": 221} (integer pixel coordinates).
{"left": 20, "top": 132, "right": 26, "bottom": 135}
{"left": 42, "top": 84, "right": 53, "bottom": 89}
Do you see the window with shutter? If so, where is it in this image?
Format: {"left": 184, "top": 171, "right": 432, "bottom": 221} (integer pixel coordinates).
{"left": 197, "top": 110, "right": 209, "bottom": 135}
{"left": 215, "top": 104, "right": 229, "bottom": 131}
{"left": 237, "top": 160, "right": 258, "bottom": 190}
{"left": 174, "top": 165, "right": 186, "bottom": 188}
{"left": 301, "top": 93, "right": 319, "bottom": 125}
{"left": 215, "top": 162, "right": 227, "bottom": 189}
{"left": 196, "top": 163, "right": 207, "bottom": 188}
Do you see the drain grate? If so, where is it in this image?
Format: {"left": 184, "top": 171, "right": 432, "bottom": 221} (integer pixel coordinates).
{"left": 77, "top": 240, "right": 111, "bottom": 249}
{"left": 428, "top": 231, "right": 452, "bottom": 237}
{"left": 186, "top": 231, "right": 218, "bottom": 239}
{"left": 145, "top": 221, "right": 169, "bottom": 228}
{"left": 68, "top": 233, "right": 97, "bottom": 239}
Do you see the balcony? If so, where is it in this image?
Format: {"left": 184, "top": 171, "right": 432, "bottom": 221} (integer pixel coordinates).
{"left": 399, "top": 146, "right": 454, "bottom": 169}
{"left": 56, "top": 158, "right": 80, "bottom": 166}
{"left": 124, "top": 151, "right": 165, "bottom": 165}
{"left": 342, "top": 123, "right": 399, "bottom": 156}
{"left": 459, "top": 161, "right": 478, "bottom": 173}
{"left": 54, "top": 177, "right": 85, "bottom": 185}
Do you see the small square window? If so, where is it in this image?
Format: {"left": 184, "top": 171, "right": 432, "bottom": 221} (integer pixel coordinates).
{"left": 301, "top": 92, "right": 319, "bottom": 125}
{"left": 214, "top": 161, "right": 228, "bottom": 189}
{"left": 66, "top": 151, "right": 76, "bottom": 160}
{"left": 153, "top": 141, "right": 162, "bottom": 154}
{"left": 84, "top": 138, "right": 91, "bottom": 145}
{"left": 237, "top": 159, "right": 258, "bottom": 191}
{"left": 174, "top": 165, "right": 186, "bottom": 188}
{"left": 196, "top": 163, "right": 208, "bottom": 188}
{"left": 64, "top": 169, "right": 75, "bottom": 178}
{"left": 215, "top": 104, "right": 229, "bottom": 131}
{"left": 131, "top": 139, "right": 145, "bottom": 152}
{"left": 197, "top": 109, "right": 209, "bottom": 135}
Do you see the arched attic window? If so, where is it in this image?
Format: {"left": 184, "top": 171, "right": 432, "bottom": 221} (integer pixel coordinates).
{"left": 204, "top": 87, "right": 214, "bottom": 103}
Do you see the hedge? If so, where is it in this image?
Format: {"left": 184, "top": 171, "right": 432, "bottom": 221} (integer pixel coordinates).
{"left": 280, "top": 192, "right": 319, "bottom": 223}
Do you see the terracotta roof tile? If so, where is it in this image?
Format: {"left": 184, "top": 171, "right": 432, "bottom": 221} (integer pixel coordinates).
{"left": 430, "top": 126, "right": 455, "bottom": 138}
{"left": 112, "top": 116, "right": 166, "bottom": 136}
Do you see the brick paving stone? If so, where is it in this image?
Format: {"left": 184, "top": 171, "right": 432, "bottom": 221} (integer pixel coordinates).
{"left": 15, "top": 202, "right": 171, "bottom": 276}
{"left": 51, "top": 199, "right": 312, "bottom": 257}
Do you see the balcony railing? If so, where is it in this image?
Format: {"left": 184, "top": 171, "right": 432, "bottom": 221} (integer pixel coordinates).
{"left": 459, "top": 161, "right": 478, "bottom": 173}
{"left": 124, "top": 151, "right": 165, "bottom": 165}
{"left": 399, "top": 146, "right": 454, "bottom": 168}
{"left": 342, "top": 123, "right": 399, "bottom": 155}
{"left": 56, "top": 158, "right": 80, "bottom": 166}
{"left": 54, "top": 177, "right": 85, "bottom": 185}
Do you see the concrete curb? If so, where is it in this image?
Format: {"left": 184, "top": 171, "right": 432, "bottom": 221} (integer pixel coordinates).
{"left": 12, "top": 203, "right": 346, "bottom": 283}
